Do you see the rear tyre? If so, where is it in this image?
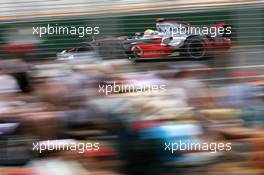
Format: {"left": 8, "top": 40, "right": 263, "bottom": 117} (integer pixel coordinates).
{"left": 183, "top": 36, "right": 208, "bottom": 60}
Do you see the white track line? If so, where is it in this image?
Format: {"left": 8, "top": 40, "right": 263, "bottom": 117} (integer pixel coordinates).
{"left": 188, "top": 64, "right": 264, "bottom": 72}
{"left": 198, "top": 74, "right": 264, "bottom": 81}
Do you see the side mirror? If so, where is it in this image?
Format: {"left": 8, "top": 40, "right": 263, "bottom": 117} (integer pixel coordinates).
{"left": 61, "top": 50, "right": 67, "bottom": 54}
{"left": 162, "top": 37, "right": 172, "bottom": 45}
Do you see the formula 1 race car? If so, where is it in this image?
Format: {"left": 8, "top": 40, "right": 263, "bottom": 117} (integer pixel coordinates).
{"left": 57, "top": 18, "right": 232, "bottom": 62}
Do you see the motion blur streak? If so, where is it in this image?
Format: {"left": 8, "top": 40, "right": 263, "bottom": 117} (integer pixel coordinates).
{"left": 0, "top": 1, "right": 264, "bottom": 175}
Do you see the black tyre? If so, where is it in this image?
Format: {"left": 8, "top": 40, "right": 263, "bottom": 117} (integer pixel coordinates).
{"left": 128, "top": 46, "right": 141, "bottom": 62}
{"left": 80, "top": 43, "right": 94, "bottom": 52}
{"left": 183, "top": 36, "right": 208, "bottom": 60}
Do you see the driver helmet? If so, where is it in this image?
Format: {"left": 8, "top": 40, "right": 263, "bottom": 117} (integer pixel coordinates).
{"left": 144, "top": 29, "right": 155, "bottom": 35}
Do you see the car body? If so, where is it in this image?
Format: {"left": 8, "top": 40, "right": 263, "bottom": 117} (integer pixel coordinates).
{"left": 57, "top": 18, "right": 232, "bottom": 61}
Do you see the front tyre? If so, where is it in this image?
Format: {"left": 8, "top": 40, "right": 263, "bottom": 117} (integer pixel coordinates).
{"left": 128, "top": 46, "right": 142, "bottom": 62}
